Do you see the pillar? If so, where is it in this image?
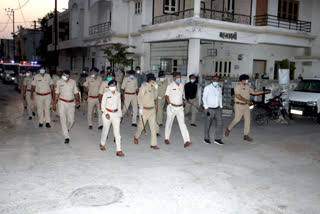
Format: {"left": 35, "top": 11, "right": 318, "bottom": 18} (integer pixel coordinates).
{"left": 194, "top": 0, "right": 201, "bottom": 18}
{"left": 141, "top": 43, "right": 151, "bottom": 72}
{"left": 187, "top": 38, "right": 201, "bottom": 76}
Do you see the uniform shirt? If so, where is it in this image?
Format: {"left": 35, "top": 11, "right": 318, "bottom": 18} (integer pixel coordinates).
{"left": 234, "top": 82, "right": 254, "bottom": 103}
{"left": 55, "top": 79, "right": 79, "bottom": 100}
{"left": 83, "top": 76, "right": 102, "bottom": 97}
{"left": 202, "top": 84, "right": 223, "bottom": 109}
{"left": 165, "top": 81, "right": 185, "bottom": 106}
{"left": 138, "top": 82, "right": 157, "bottom": 108}
{"left": 121, "top": 76, "right": 138, "bottom": 93}
{"left": 32, "top": 74, "right": 53, "bottom": 94}
{"left": 101, "top": 90, "right": 122, "bottom": 115}
{"left": 184, "top": 82, "right": 198, "bottom": 100}
{"left": 156, "top": 80, "right": 168, "bottom": 99}
{"left": 23, "top": 76, "right": 33, "bottom": 90}
{"left": 52, "top": 75, "right": 61, "bottom": 87}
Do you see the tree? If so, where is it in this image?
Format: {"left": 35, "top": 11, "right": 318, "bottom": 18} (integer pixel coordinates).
{"left": 102, "top": 43, "right": 136, "bottom": 69}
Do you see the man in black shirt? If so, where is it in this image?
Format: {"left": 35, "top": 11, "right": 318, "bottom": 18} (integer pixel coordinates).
{"left": 184, "top": 74, "right": 198, "bottom": 126}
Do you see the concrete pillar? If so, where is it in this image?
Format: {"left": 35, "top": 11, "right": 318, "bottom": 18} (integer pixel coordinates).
{"left": 141, "top": 43, "right": 151, "bottom": 72}
{"left": 187, "top": 38, "right": 201, "bottom": 76}
{"left": 194, "top": 0, "right": 201, "bottom": 18}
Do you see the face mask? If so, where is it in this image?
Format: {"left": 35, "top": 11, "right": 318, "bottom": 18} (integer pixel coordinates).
{"left": 26, "top": 73, "right": 30, "bottom": 77}
{"left": 40, "top": 69, "right": 45, "bottom": 74}
{"left": 91, "top": 74, "right": 95, "bottom": 78}
{"left": 191, "top": 79, "right": 196, "bottom": 83}
{"left": 245, "top": 80, "right": 249, "bottom": 84}
{"left": 160, "top": 78, "right": 165, "bottom": 82}
{"left": 130, "top": 75, "right": 134, "bottom": 79}
{"left": 62, "top": 76, "right": 68, "bottom": 81}
{"left": 82, "top": 71, "right": 86, "bottom": 74}
{"left": 175, "top": 78, "right": 181, "bottom": 84}
{"left": 136, "top": 70, "right": 140, "bottom": 74}
{"left": 212, "top": 82, "right": 219, "bottom": 87}
{"left": 107, "top": 77, "right": 113, "bottom": 82}
{"left": 109, "top": 86, "right": 116, "bottom": 91}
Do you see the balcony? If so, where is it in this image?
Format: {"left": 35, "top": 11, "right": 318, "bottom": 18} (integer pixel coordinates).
{"left": 255, "top": 15, "right": 311, "bottom": 33}
{"left": 152, "top": 9, "right": 194, "bottom": 25}
{"left": 89, "top": 22, "right": 111, "bottom": 36}
{"left": 200, "top": 9, "right": 251, "bottom": 25}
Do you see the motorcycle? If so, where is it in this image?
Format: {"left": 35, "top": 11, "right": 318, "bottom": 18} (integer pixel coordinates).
{"left": 252, "top": 92, "right": 290, "bottom": 125}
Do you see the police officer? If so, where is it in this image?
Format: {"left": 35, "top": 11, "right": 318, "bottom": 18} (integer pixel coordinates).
{"left": 31, "top": 67, "right": 54, "bottom": 128}
{"left": 19, "top": 69, "right": 27, "bottom": 109}
{"left": 100, "top": 80, "right": 124, "bottom": 157}
{"left": 115, "top": 67, "right": 124, "bottom": 90}
{"left": 156, "top": 71, "right": 168, "bottom": 127}
{"left": 83, "top": 69, "right": 103, "bottom": 129}
{"left": 164, "top": 72, "right": 192, "bottom": 148}
{"left": 121, "top": 70, "right": 138, "bottom": 126}
{"left": 23, "top": 70, "right": 35, "bottom": 120}
{"left": 225, "top": 74, "right": 269, "bottom": 141}
{"left": 133, "top": 73, "right": 159, "bottom": 149}
{"left": 99, "top": 71, "right": 117, "bottom": 104}
{"left": 53, "top": 70, "right": 80, "bottom": 144}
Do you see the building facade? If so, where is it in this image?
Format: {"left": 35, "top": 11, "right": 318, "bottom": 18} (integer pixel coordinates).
{"left": 48, "top": 0, "right": 319, "bottom": 80}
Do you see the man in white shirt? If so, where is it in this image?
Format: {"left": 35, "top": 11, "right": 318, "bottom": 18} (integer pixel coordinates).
{"left": 202, "top": 76, "right": 224, "bottom": 145}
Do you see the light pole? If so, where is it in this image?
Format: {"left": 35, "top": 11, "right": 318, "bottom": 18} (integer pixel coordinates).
{"left": 54, "top": 0, "right": 58, "bottom": 73}
{"left": 5, "top": 8, "right": 15, "bottom": 60}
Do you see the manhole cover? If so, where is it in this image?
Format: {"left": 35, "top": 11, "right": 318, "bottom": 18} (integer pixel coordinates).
{"left": 68, "top": 185, "right": 123, "bottom": 207}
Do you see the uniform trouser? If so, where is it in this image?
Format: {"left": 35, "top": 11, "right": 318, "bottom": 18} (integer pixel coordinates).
{"left": 228, "top": 104, "right": 251, "bottom": 135}
{"left": 204, "top": 108, "right": 223, "bottom": 140}
{"left": 100, "top": 112, "right": 121, "bottom": 151}
{"left": 22, "top": 90, "right": 27, "bottom": 108}
{"left": 135, "top": 108, "right": 157, "bottom": 146}
{"left": 26, "top": 91, "right": 34, "bottom": 117}
{"left": 184, "top": 98, "right": 197, "bottom": 124}
{"left": 87, "top": 98, "right": 102, "bottom": 126}
{"left": 122, "top": 94, "right": 137, "bottom": 124}
{"left": 58, "top": 101, "right": 75, "bottom": 139}
{"left": 156, "top": 97, "right": 166, "bottom": 125}
{"left": 165, "top": 105, "right": 190, "bottom": 143}
{"left": 36, "top": 94, "right": 52, "bottom": 124}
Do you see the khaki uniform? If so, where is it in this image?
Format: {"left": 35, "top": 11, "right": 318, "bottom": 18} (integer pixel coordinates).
{"left": 83, "top": 76, "right": 103, "bottom": 127}
{"left": 19, "top": 76, "right": 27, "bottom": 108}
{"left": 135, "top": 82, "right": 158, "bottom": 146}
{"left": 55, "top": 79, "right": 79, "bottom": 139}
{"left": 165, "top": 82, "right": 190, "bottom": 143}
{"left": 156, "top": 80, "right": 168, "bottom": 125}
{"left": 228, "top": 83, "right": 254, "bottom": 135}
{"left": 99, "top": 80, "right": 120, "bottom": 94}
{"left": 100, "top": 90, "right": 122, "bottom": 151}
{"left": 32, "top": 74, "right": 53, "bottom": 124}
{"left": 115, "top": 70, "right": 124, "bottom": 90}
{"left": 23, "top": 76, "right": 34, "bottom": 117}
{"left": 121, "top": 76, "right": 138, "bottom": 124}
{"left": 52, "top": 75, "right": 61, "bottom": 116}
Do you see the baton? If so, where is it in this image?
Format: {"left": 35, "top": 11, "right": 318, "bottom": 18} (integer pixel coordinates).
{"left": 187, "top": 101, "right": 204, "bottom": 113}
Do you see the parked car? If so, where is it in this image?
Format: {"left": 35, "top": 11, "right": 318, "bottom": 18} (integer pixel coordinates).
{"left": 3, "top": 70, "right": 17, "bottom": 84}
{"left": 288, "top": 78, "right": 320, "bottom": 123}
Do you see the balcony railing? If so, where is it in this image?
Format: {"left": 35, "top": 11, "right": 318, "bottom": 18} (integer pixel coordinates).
{"left": 89, "top": 22, "right": 111, "bottom": 36}
{"left": 152, "top": 9, "right": 194, "bottom": 24}
{"left": 200, "top": 9, "right": 251, "bottom": 25}
{"left": 255, "top": 15, "right": 311, "bottom": 32}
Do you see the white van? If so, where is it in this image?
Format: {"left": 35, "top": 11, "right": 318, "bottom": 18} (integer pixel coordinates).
{"left": 288, "top": 78, "right": 320, "bottom": 123}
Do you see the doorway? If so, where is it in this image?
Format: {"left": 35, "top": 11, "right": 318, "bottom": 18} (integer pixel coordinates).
{"left": 253, "top": 59, "right": 266, "bottom": 79}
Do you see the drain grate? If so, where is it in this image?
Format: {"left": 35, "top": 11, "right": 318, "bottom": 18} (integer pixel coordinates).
{"left": 68, "top": 185, "right": 123, "bottom": 207}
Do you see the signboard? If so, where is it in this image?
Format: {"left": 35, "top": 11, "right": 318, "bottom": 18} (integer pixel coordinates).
{"left": 219, "top": 32, "right": 237, "bottom": 40}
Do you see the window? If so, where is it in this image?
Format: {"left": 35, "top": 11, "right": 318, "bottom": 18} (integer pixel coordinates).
{"left": 214, "top": 60, "right": 232, "bottom": 76}
{"left": 160, "top": 58, "right": 172, "bottom": 74}
{"left": 278, "top": 0, "right": 299, "bottom": 21}
{"left": 164, "top": 0, "right": 178, "bottom": 14}
{"left": 135, "top": 1, "right": 142, "bottom": 15}
{"left": 173, "top": 59, "right": 178, "bottom": 72}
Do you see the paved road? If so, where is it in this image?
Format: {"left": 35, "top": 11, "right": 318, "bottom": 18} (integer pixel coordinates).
{"left": 0, "top": 81, "right": 319, "bottom": 214}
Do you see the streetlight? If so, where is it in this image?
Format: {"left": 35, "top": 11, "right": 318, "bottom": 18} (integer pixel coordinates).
{"left": 5, "top": 8, "right": 15, "bottom": 60}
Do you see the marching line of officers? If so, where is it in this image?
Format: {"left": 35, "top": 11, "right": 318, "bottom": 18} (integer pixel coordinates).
{"left": 20, "top": 66, "right": 269, "bottom": 157}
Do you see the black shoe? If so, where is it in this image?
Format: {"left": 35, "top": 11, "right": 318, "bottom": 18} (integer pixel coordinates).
{"left": 46, "top": 123, "right": 51, "bottom": 128}
{"left": 203, "top": 139, "right": 211, "bottom": 144}
{"left": 159, "top": 124, "right": 163, "bottom": 127}
{"left": 39, "top": 123, "right": 43, "bottom": 127}
{"left": 32, "top": 112, "right": 36, "bottom": 116}
{"left": 157, "top": 133, "right": 160, "bottom": 137}
{"left": 24, "top": 106, "right": 27, "bottom": 109}
{"left": 214, "top": 139, "right": 224, "bottom": 145}
{"left": 191, "top": 124, "right": 197, "bottom": 127}
{"left": 89, "top": 126, "right": 93, "bottom": 130}
{"left": 64, "top": 138, "right": 70, "bottom": 144}
{"left": 132, "top": 124, "right": 137, "bottom": 127}
{"left": 28, "top": 116, "right": 32, "bottom": 120}
{"left": 98, "top": 126, "right": 103, "bottom": 130}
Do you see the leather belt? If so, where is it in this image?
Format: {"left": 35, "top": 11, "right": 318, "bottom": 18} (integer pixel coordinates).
{"left": 125, "top": 92, "right": 136, "bottom": 95}
{"left": 171, "top": 103, "right": 183, "bottom": 107}
{"left": 26, "top": 89, "right": 32, "bottom": 92}
{"left": 235, "top": 102, "right": 247, "bottom": 105}
{"left": 37, "top": 92, "right": 50, "bottom": 96}
{"left": 59, "top": 98, "right": 74, "bottom": 103}
{"left": 106, "top": 108, "right": 118, "bottom": 113}
{"left": 89, "top": 96, "right": 99, "bottom": 99}
{"left": 209, "top": 107, "right": 220, "bottom": 109}
{"left": 143, "top": 107, "right": 154, "bottom": 110}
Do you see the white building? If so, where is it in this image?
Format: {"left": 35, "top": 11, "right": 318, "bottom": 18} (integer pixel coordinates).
{"left": 48, "top": 0, "right": 320, "bottom": 80}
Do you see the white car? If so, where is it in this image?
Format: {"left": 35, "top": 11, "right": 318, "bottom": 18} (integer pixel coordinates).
{"left": 289, "top": 78, "right": 320, "bottom": 123}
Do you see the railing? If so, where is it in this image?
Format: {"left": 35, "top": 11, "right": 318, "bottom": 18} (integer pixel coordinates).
{"left": 89, "top": 22, "right": 111, "bottom": 36}
{"left": 152, "top": 9, "right": 194, "bottom": 24}
{"left": 200, "top": 8, "right": 251, "bottom": 25}
{"left": 255, "top": 15, "right": 311, "bottom": 32}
